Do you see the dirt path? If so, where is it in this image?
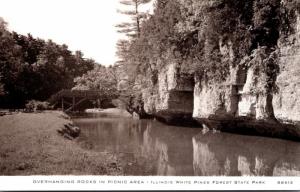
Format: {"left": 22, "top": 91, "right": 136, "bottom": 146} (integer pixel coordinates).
{"left": 0, "top": 111, "right": 123, "bottom": 175}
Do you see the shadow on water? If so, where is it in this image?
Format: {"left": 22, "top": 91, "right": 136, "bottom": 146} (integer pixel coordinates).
{"left": 73, "top": 115, "right": 300, "bottom": 176}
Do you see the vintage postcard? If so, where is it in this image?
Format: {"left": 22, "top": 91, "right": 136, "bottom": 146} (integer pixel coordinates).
{"left": 0, "top": 0, "right": 299, "bottom": 191}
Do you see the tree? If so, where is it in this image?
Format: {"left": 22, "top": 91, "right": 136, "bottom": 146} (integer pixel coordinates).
{"left": 252, "top": 0, "right": 280, "bottom": 48}
{"left": 116, "top": 0, "right": 152, "bottom": 38}
{"left": 0, "top": 17, "right": 24, "bottom": 106}
{"left": 115, "top": 39, "right": 130, "bottom": 66}
{"left": 73, "top": 65, "right": 119, "bottom": 99}
{"left": 0, "top": 17, "right": 96, "bottom": 108}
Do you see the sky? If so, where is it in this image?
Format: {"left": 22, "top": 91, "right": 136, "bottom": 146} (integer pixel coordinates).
{"left": 0, "top": 0, "right": 153, "bottom": 66}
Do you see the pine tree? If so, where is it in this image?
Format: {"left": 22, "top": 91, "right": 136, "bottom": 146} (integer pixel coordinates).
{"left": 115, "top": 39, "right": 130, "bottom": 66}
{"left": 116, "top": 0, "right": 152, "bottom": 38}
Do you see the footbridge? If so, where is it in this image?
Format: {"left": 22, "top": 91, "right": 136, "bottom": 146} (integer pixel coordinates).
{"left": 48, "top": 89, "right": 104, "bottom": 112}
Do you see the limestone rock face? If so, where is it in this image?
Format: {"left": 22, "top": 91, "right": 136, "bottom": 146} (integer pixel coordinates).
{"left": 156, "top": 63, "right": 194, "bottom": 116}
{"left": 142, "top": 88, "right": 157, "bottom": 115}
{"left": 237, "top": 66, "right": 257, "bottom": 118}
{"left": 193, "top": 48, "right": 284, "bottom": 123}
{"left": 142, "top": 63, "right": 195, "bottom": 125}
{"left": 158, "top": 63, "right": 194, "bottom": 92}
{"left": 193, "top": 81, "right": 234, "bottom": 119}
{"left": 193, "top": 41, "right": 238, "bottom": 120}
{"left": 237, "top": 64, "right": 273, "bottom": 120}
{"left": 273, "top": 13, "right": 300, "bottom": 123}
{"left": 191, "top": 42, "right": 300, "bottom": 139}
{"left": 158, "top": 66, "right": 194, "bottom": 121}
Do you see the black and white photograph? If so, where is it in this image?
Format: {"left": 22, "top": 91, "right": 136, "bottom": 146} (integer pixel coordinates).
{"left": 0, "top": 0, "right": 299, "bottom": 190}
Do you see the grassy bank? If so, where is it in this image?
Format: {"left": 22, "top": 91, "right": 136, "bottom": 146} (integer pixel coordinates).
{"left": 0, "top": 111, "right": 123, "bottom": 175}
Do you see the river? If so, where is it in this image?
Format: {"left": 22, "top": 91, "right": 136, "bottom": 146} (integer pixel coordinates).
{"left": 73, "top": 114, "right": 300, "bottom": 176}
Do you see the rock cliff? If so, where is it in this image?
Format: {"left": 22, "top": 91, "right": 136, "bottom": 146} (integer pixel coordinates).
{"left": 142, "top": 63, "right": 197, "bottom": 126}
{"left": 273, "top": 12, "right": 300, "bottom": 123}
{"left": 134, "top": 0, "right": 300, "bottom": 141}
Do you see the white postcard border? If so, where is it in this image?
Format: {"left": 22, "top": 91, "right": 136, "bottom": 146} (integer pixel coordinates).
{"left": 0, "top": 176, "right": 299, "bottom": 191}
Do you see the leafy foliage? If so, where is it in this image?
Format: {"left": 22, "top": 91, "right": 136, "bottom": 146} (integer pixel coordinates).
{"left": 280, "top": 0, "right": 300, "bottom": 41}
{"left": 73, "top": 65, "right": 119, "bottom": 99}
{"left": 241, "top": 46, "right": 280, "bottom": 95}
{"left": 119, "top": 0, "right": 284, "bottom": 85}
{"left": 0, "top": 18, "right": 95, "bottom": 108}
{"left": 252, "top": 0, "right": 281, "bottom": 48}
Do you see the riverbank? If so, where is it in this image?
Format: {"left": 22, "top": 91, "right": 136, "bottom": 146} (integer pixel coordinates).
{"left": 0, "top": 111, "right": 123, "bottom": 175}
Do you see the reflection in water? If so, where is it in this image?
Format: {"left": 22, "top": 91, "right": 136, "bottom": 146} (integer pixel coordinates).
{"left": 193, "top": 133, "right": 300, "bottom": 176}
{"left": 74, "top": 116, "right": 300, "bottom": 176}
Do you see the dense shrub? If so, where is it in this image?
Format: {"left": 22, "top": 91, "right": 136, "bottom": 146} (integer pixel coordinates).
{"left": 25, "top": 100, "right": 51, "bottom": 112}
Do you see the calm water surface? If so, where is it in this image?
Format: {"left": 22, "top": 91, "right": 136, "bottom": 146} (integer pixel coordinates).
{"left": 73, "top": 114, "right": 300, "bottom": 176}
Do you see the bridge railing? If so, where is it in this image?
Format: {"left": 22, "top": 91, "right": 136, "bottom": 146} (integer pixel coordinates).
{"left": 48, "top": 89, "right": 102, "bottom": 104}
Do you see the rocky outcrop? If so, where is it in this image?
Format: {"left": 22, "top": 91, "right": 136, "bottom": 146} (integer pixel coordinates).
{"left": 193, "top": 38, "right": 237, "bottom": 118}
{"left": 193, "top": 42, "right": 276, "bottom": 119}
{"left": 134, "top": 1, "right": 300, "bottom": 140}
{"left": 142, "top": 63, "right": 197, "bottom": 126}
{"left": 57, "top": 123, "right": 81, "bottom": 140}
{"left": 273, "top": 12, "right": 300, "bottom": 123}
{"left": 192, "top": 49, "right": 300, "bottom": 140}
{"left": 139, "top": 47, "right": 300, "bottom": 139}
{"left": 193, "top": 74, "right": 235, "bottom": 119}
{"left": 191, "top": 8, "right": 300, "bottom": 140}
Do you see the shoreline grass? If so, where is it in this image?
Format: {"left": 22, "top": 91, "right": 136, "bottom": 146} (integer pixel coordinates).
{"left": 0, "top": 111, "right": 123, "bottom": 175}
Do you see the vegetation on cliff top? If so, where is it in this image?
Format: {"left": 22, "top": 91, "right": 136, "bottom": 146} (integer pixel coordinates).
{"left": 117, "top": 0, "right": 300, "bottom": 85}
